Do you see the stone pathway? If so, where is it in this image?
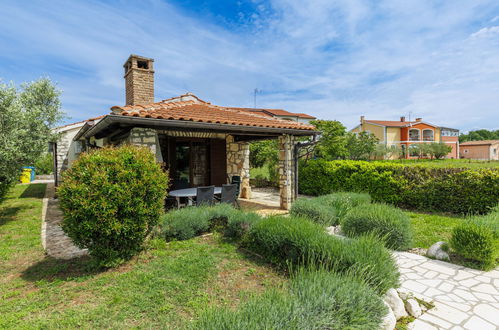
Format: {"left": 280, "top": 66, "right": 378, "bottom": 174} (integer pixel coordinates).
{"left": 395, "top": 252, "right": 499, "bottom": 329}
{"left": 41, "top": 182, "right": 88, "bottom": 259}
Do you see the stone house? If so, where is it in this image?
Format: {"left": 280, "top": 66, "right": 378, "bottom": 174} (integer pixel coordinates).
{"left": 53, "top": 54, "right": 317, "bottom": 209}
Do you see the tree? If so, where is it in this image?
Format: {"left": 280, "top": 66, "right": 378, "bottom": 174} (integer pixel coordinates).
{"left": 372, "top": 144, "right": 401, "bottom": 159}
{"left": 0, "top": 78, "right": 63, "bottom": 199}
{"left": 344, "top": 131, "right": 379, "bottom": 160}
{"left": 310, "top": 120, "right": 348, "bottom": 160}
{"left": 460, "top": 129, "right": 499, "bottom": 142}
{"left": 430, "top": 142, "right": 452, "bottom": 159}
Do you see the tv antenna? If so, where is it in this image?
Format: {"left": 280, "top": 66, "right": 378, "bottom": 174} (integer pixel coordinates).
{"left": 253, "top": 88, "right": 262, "bottom": 108}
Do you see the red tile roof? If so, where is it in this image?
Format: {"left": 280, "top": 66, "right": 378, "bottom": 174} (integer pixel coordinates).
{"left": 460, "top": 140, "right": 499, "bottom": 146}
{"left": 236, "top": 108, "right": 316, "bottom": 119}
{"left": 365, "top": 120, "right": 416, "bottom": 127}
{"left": 110, "top": 94, "right": 315, "bottom": 131}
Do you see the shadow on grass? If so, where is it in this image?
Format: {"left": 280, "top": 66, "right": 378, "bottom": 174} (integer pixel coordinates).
{"left": 0, "top": 206, "right": 25, "bottom": 227}
{"left": 19, "top": 184, "right": 46, "bottom": 199}
{"left": 21, "top": 255, "right": 104, "bottom": 282}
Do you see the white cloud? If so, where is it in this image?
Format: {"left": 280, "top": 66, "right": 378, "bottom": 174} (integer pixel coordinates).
{"left": 0, "top": 0, "right": 498, "bottom": 131}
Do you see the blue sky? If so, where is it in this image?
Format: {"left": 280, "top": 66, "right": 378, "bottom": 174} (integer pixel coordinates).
{"left": 1, "top": 0, "right": 499, "bottom": 132}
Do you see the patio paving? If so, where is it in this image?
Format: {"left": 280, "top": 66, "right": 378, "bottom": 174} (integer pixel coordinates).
{"left": 395, "top": 252, "right": 499, "bottom": 329}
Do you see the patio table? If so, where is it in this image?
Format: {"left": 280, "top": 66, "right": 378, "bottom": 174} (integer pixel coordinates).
{"left": 169, "top": 187, "right": 222, "bottom": 207}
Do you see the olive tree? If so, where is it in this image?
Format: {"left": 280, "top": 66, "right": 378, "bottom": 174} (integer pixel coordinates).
{"left": 0, "top": 78, "right": 63, "bottom": 199}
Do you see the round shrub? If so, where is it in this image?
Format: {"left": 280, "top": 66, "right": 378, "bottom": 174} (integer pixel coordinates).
{"left": 246, "top": 216, "right": 399, "bottom": 294}
{"left": 316, "top": 192, "right": 371, "bottom": 222}
{"left": 290, "top": 198, "right": 338, "bottom": 226}
{"left": 450, "top": 214, "right": 498, "bottom": 270}
{"left": 342, "top": 203, "right": 412, "bottom": 250}
{"left": 58, "top": 145, "right": 168, "bottom": 267}
{"left": 194, "top": 269, "right": 386, "bottom": 330}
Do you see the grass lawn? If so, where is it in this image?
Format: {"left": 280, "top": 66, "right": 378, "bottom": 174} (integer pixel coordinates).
{"left": 0, "top": 184, "right": 286, "bottom": 329}
{"left": 406, "top": 211, "right": 465, "bottom": 249}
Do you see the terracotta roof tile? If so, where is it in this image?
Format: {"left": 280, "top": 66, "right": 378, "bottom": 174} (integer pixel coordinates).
{"left": 111, "top": 97, "right": 315, "bottom": 131}
{"left": 460, "top": 140, "right": 499, "bottom": 146}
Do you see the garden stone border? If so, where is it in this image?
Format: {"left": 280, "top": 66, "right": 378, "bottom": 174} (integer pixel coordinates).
{"left": 41, "top": 183, "right": 88, "bottom": 259}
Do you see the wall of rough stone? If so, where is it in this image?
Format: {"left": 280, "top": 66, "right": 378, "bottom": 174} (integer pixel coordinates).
{"left": 226, "top": 135, "right": 251, "bottom": 199}
{"left": 124, "top": 127, "right": 163, "bottom": 162}
{"left": 55, "top": 124, "right": 85, "bottom": 183}
{"left": 278, "top": 134, "right": 296, "bottom": 210}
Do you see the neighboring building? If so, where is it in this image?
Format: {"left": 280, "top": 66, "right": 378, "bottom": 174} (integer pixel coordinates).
{"left": 350, "top": 116, "right": 460, "bottom": 159}
{"left": 237, "top": 108, "right": 316, "bottom": 124}
{"left": 460, "top": 140, "right": 499, "bottom": 160}
{"left": 53, "top": 54, "right": 317, "bottom": 210}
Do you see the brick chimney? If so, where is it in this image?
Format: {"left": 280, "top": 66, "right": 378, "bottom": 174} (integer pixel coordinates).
{"left": 360, "top": 116, "right": 365, "bottom": 124}
{"left": 415, "top": 117, "right": 422, "bottom": 122}
{"left": 400, "top": 116, "right": 405, "bottom": 122}
{"left": 124, "top": 54, "right": 154, "bottom": 105}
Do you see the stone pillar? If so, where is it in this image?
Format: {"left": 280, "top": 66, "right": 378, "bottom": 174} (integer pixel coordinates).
{"left": 278, "top": 134, "right": 295, "bottom": 210}
{"left": 127, "top": 128, "right": 163, "bottom": 162}
{"left": 226, "top": 135, "right": 251, "bottom": 199}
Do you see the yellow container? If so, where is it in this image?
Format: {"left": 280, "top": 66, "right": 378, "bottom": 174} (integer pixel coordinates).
{"left": 20, "top": 168, "right": 32, "bottom": 183}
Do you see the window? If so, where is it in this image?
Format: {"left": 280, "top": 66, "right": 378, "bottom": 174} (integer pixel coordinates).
{"left": 409, "top": 144, "right": 419, "bottom": 157}
{"left": 423, "top": 129, "right": 434, "bottom": 141}
{"left": 409, "top": 129, "right": 420, "bottom": 141}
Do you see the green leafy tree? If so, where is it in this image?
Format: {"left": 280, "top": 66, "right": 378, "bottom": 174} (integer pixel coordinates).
{"left": 0, "top": 78, "right": 63, "bottom": 199}
{"left": 344, "top": 131, "right": 379, "bottom": 160}
{"left": 311, "top": 120, "right": 348, "bottom": 160}
{"left": 460, "top": 129, "right": 499, "bottom": 142}
{"left": 430, "top": 142, "right": 452, "bottom": 159}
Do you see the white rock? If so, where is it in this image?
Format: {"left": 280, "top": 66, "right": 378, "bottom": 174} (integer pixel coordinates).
{"left": 326, "top": 226, "right": 336, "bottom": 235}
{"left": 384, "top": 288, "right": 408, "bottom": 320}
{"left": 397, "top": 290, "right": 410, "bottom": 300}
{"left": 426, "top": 241, "right": 450, "bottom": 261}
{"left": 380, "top": 301, "right": 397, "bottom": 330}
{"left": 405, "top": 298, "right": 422, "bottom": 318}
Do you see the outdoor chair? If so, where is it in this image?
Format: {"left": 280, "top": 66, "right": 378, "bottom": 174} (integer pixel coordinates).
{"left": 231, "top": 175, "right": 241, "bottom": 197}
{"left": 192, "top": 186, "right": 215, "bottom": 206}
{"left": 217, "top": 184, "right": 239, "bottom": 207}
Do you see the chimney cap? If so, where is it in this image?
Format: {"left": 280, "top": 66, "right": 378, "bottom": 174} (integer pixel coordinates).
{"left": 123, "top": 54, "right": 154, "bottom": 67}
{"left": 415, "top": 117, "right": 422, "bottom": 122}
{"left": 400, "top": 116, "right": 406, "bottom": 122}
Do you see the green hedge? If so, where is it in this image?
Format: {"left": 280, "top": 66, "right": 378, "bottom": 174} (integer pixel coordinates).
{"left": 58, "top": 146, "right": 168, "bottom": 267}
{"left": 245, "top": 216, "right": 399, "bottom": 294}
{"left": 450, "top": 213, "right": 498, "bottom": 270}
{"left": 342, "top": 203, "right": 412, "bottom": 250}
{"left": 194, "top": 269, "right": 386, "bottom": 330}
{"left": 299, "top": 159, "right": 499, "bottom": 214}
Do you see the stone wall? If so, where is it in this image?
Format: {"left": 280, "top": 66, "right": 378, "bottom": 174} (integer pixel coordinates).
{"left": 278, "top": 134, "right": 296, "bottom": 210}
{"left": 226, "top": 135, "right": 251, "bottom": 199}
{"left": 125, "top": 127, "right": 163, "bottom": 162}
{"left": 55, "top": 124, "right": 84, "bottom": 183}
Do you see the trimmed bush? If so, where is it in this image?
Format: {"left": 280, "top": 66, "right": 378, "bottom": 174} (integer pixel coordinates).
{"left": 299, "top": 159, "right": 499, "bottom": 214}
{"left": 245, "top": 216, "right": 399, "bottom": 294}
{"left": 450, "top": 213, "right": 499, "bottom": 270}
{"left": 317, "top": 192, "right": 371, "bottom": 222}
{"left": 224, "top": 211, "right": 262, "bottom": 240}
{"left": 342, "top": 203, "right": 412, "bottom": 250}
{"left": 194, "top": 269, "right": 386, "bottom": 330}
{"left": 290, "top": 198, "right": 338, "bottom": 226}
{"left": 290, "top": 193, "right": 371, "bottom": 226}
{"left": 58, "top": 146, "right": 168, "bottom": 267}
{"left": 159, "top": 204, "right": 237, "bottom": 241}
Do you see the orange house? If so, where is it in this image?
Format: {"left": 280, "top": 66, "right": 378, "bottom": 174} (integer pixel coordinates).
{"left": 351, "top": 117, "right": 459, "bottom": 159}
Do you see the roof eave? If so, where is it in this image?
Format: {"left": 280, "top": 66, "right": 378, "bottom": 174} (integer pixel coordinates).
{"left": 78, "top": 115, "right": 318, "bottom": 140}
